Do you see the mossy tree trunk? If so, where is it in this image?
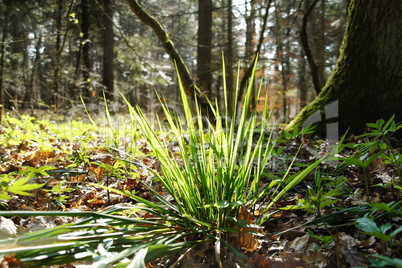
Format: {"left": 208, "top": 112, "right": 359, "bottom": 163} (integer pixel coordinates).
{"left": 286, "top": 0, "right": 402, "bottom": 137}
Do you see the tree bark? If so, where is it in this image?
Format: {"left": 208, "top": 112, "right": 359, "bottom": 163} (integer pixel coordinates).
{"left": 103, "top": 0, "right": 114, "bottom": 101}
{"left": 286, "top": 0, "right": 402, "bottom": 137}
{"left": 297, "top": 44, "right": 309, "bottom": 109}
{"left": 197, "top": 0, "right": 213, "bottom": 98}
{"left": 51, "top": 0, "right": 63, "bottom": 109}
{"left": 22, "top": 33, "right": 42, "bottom": 109}
{"left": 82, "top": 0, "right": 92, "bottom": 100}
{"left": 244, "top": 0, "right": 257, "bottom": 60}
{"left": 0, "top": 3, "right": 9, "bottom": 105}
{"left": 127, "top": 0, "right": 212, "bottom": 116}
{"left": 51, "top": 0, "right": 74, "bottom": 109}
{"left": 226, "top": 0, "right": 234, "bottom": 114}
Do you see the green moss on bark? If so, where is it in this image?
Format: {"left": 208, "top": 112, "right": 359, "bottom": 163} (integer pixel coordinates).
{"left": 286, "top": 0, "right": 402, "bottom": 137}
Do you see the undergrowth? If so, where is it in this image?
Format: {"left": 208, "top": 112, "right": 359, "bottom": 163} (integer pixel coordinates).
{"left": 0, "top": 62, "right": 400, "bottom": 267}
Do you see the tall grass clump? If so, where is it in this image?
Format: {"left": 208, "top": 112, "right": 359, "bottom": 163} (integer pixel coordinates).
{"left": 0, "top": 60, "right": 322, "bottom": 267}
{"left": 117, "top": 59, "right": 323, "bottom": 262}
{"left": 127, "top": 59, "right": 319, "bottom": 224}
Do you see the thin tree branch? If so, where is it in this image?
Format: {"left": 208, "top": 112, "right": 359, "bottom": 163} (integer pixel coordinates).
{"left": 300, "top": 0, "right": 321, "bottom": 95}
{"left": 93, "top": 0, "right": 157, "bottom": 73}
{"left": 237, "top": 0, "right": 273, "bottom": 105}
{"left": 127, "top": 0, "right": 212, "bottom": 115}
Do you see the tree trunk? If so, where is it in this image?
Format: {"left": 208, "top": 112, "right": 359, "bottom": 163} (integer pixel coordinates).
{"left": 127, "top": 0, "right": 212, "bottom": 116}
{"left": 315, "top": 0, "right": 326, "bottom": 90}
{"left": 82, "top": 0, "right": 92, "bottom": 100}
{"left": 72, "top": 36, "right": 82, "bottom": 102}
{"left": 274, "top": 2, "right": 292, "bottom": 123}
{"left": 0, "top": 3, "right": 9, "bottom": 106}
{"left": 51, "top": 0, "right": 74, "bottom": 109}
{"left": 244, "top": 0, "right": 257, "bottom": 61}
{"left": 103, "top": 0, "right": 114, "bottom": 101}
{"left": 197, "top": 0, "right": 212, "bottom": 98}
{"left": 297, "top": 44, "right": 309, "bottom": 109}
{"left": 226, "top": 0, "right": 234, "bottom": 114}
{"left": 300, "top": 0, "right": 326, "bottom": 96}
{"left": 286, "top": 0, "right": 402, "bottom": 137}
{"left": 51, "top": 0, "right": 63, "bottom": 109}
{"left": 23, "top": 33, "right": 42, "bottom": 109}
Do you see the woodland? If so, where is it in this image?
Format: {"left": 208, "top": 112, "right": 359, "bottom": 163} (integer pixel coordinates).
{"left": 0, "top": 0, "right": 401, "bottom": 267}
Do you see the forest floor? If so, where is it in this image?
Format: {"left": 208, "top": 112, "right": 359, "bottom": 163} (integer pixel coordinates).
{"left": 0, "top": 110, "right": 401, "bottom": 267}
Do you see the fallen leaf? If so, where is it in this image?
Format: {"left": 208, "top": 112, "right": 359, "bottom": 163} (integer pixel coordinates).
{"left": 344, "top": 248, "right": 369, "bottom": 267}
{"left": 233, "top": 207, "right": 263, "bottom": 252}
{"left": 1, "top": 254, "right": 24, "bottom": 267}
{"left": 288, "top": 234, "right": 309, "bottom": 252}
{"left": 0, "top": 217, "right": 17, "bottom": 238}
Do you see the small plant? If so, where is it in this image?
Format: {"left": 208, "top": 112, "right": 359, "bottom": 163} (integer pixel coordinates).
{"left": 0, "top": 166, "right": 53, "bottom": 200}
{"left": 354, "top": 201, "right": 402, "bottom": 239}
{"left": 282, "top": 172, "right": 346, "bottom": 218}
{"left": 307, "top": 229, "right": 334, "bottom": 248}
{"left": 368, "top": 255, "right": 402, "bottom": 268}
{"left": 339, "top": 115, "right": 402, "bottom": 196}
{"left": 43, "top": 182, "right": 75, "bottom": 208}
{"left": 1, "top": 114, "right": 97, "bottom": 150}
{"left": 352, "top": 201, "right": 402, "bottom": 267}
{"left": 362, "top": 114, "right": 402, "bottom": 142}
{"left": 355, "top": 215, "right": 402, "bottom": 243}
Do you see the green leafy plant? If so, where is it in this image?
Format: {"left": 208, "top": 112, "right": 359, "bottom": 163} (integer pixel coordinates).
{"left": 355, "top": 215, "right": 402, "bottom": 242}
{"left": 362, "top": 114, "right": 402, "bottom": 141}
{"left": 353, "top": 201, "right": 402, "bottom": 240}
{"left": 359, "top": 116, "right": 402, "bottom": 183}
{"left": 340, "top": 149, "right": 382, "bottom": 197}
{"left": 352, "top": 201, "right": 402, "bottom": 267}
{"left": 1, "top": 114, "right": 97, "bottom": 151}
{"left": 368, "top": 255, "right": 402, "bottom": 268}
{"left": 114, "top": 60, "right": 323, "bottom": 262}
{"left": 307, "top": 229, "right": 334, "bottom": 247}
{"left": 340, "top": 115, "right": 402, "bottom": 196}
{"left": 281, "top": 173, "right": 345, "bottom": 218}
{"left": 43, "top": 182, "right": 75, "bottom": 208}
{"left": 0, "top": 166, "right": 54, "bottom": 200}
{"left": 0, "top": 60, "right": 324, "bottom": 266}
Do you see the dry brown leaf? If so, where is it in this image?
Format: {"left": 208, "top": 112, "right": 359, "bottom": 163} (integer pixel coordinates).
{"left": 88, "top": 166, "right": 106, "bottom": 181}
{"left": 299, "top": 250, "right": 327, "bottom": 266}
{"left": 287, "top": 234, "right": 310, "bottom": 252}
{"left": 124, "top": 178, "right": 139, "bottom": 191}
{"left": 368, "top": 157, "right": 386, "bottom": 172}
{"left": 1, "top": 254, "right": 24, "bottom": 267}
{"left": 248, "top": 252, "right": 270, "bottom": 267}
{"left": 90, "top": 153, "right": 115, "bottom": 166}
{"left": 344, "top": 248, "right": 369, "bottom": 267}
{"left": 269, "top": 252, "right": 304, "bottom": 268}
{"left": 233, "top": 207, "right": 263, "bottom": 252}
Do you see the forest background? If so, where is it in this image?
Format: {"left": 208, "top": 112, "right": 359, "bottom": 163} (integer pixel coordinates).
{"left": 1, "top": 1, "right": 402, "bottom": 267}
{"left": 0, "top": 0, "right": 347, "bottom": 123}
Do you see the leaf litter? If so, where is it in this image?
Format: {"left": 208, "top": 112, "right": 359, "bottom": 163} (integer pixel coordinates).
{"left": 0, "top": 113, "right": 401, "bottom": 267}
